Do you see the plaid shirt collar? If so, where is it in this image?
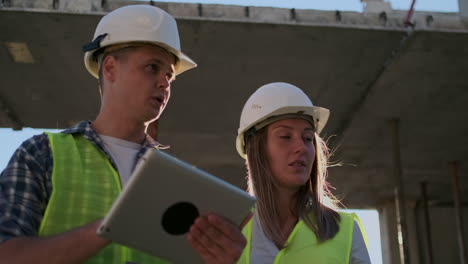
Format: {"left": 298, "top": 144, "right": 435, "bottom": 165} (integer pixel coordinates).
{"left": 61, "top": 120, "right": 168, "bottom": 168}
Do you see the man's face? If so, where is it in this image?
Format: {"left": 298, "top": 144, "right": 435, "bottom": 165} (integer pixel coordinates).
{"left": 106, "top": 45, "right": 176, "bottom": 123}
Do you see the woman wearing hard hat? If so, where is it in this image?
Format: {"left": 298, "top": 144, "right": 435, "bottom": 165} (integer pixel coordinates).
{"left": 235, "top": 83, "right": 371, "bottom": 263}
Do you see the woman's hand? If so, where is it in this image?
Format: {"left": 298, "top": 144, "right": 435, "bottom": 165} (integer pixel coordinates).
{"left": 187, "top": 213, "right": 248, "bottom": 264}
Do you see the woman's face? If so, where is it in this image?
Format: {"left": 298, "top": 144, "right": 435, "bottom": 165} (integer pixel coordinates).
{"left": 266, "top": 118, "right": 315, "bottom": 191}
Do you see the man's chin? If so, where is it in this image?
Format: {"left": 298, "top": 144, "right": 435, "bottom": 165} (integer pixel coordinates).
{"left": 145, "top": 116, "right": 160, "bottom": 125}
{"left": 144, "top": 111, "right": 162, "bottom": 124}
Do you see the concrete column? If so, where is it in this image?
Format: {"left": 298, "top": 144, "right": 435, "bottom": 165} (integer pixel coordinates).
{"left": 390, "top": 119, "right": 411, "bottom": 264}
{"left": 451, "top": 161, "right": 467, "bottom": 264}
{"left": 380, "top": 198, "right": 422, "bottom": 264}
{"left": 406, "top": 199, "right": 422, "bottom": 264}
{"left": 379, "top": 201, "right": 400, "bottom": 264}
{"left": 420, "top": 182, "right": 434, "bottom": 264}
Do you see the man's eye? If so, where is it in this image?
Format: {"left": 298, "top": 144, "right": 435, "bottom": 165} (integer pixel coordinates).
{"left": 148, "top": 64, "right": 159, "bottom": 72}
{"left": 167, "top": 73, "right": 175, "bottom": 82}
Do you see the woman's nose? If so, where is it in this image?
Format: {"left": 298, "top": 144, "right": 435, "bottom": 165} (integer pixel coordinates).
{"left": 293, "top": 138, "right": 307, "bottom": 153}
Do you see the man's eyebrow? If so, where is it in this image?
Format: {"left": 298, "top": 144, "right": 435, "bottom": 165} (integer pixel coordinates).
{"left": 146, "top": 58, "right": 164, "bottom": 65}
{"left": 146, "top": 58, "right": 175, "bottom": 74}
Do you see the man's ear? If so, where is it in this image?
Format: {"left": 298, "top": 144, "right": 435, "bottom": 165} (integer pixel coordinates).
{"left": 102, "top": 55, "right": 118, "bottom": 83}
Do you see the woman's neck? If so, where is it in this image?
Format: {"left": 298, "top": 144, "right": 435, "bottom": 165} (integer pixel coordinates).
{"left": 275, "top": 188, "right": 299, "bottom": 245}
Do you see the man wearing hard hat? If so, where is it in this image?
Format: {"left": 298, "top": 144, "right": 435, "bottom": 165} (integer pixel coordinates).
{"left": 0, "top": 5, "right": 245, "bottom": 264}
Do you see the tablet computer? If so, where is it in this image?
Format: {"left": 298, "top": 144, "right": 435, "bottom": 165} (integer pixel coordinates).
{"left": 97, "top": 148, "right": 256, "bottom": 263}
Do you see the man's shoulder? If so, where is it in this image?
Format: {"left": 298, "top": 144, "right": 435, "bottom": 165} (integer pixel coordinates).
{"left": 21, "top": 132, "right": 50, "bottom": 147}
{"left": 16, "top": 133, "right": 53, "bottom": 158}
{"left": 17, "top": 126, "right": 85, "bottom": 158}
{"left": 29, "top": 120, "right": 91, "bottom": 146}
{"left": 1, "top": 132, "right": 54, "bottom": 176}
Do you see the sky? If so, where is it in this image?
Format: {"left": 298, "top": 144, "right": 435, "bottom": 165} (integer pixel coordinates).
{"left": 0, "top": 1, "right": 460, "bottom": 263}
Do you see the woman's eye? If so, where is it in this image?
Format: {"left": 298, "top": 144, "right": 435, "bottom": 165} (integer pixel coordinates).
{"left": 279, "top": 136, "right": 290, "bottom": 139}
{"left": 304, "top": 133, "right": 314, "bottom": 141}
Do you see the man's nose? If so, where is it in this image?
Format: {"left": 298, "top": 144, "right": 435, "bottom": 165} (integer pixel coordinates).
{"left": 157, "top": 73, "right": 171, "bottom": 90}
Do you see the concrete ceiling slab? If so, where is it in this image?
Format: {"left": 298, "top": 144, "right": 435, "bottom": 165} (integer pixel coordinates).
{"left": 1, "top": 7, "right": 467, "bottom": 207}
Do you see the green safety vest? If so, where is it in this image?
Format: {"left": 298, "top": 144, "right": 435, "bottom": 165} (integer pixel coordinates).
{"left": 238, "top": 212, "right": 358, "bottom": 264}
{"left": 38, "top": 132, "right": 170, "bottom": 264}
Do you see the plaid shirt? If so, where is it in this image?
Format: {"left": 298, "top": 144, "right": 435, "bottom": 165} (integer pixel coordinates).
{"left": 0, "top": 120, "right": 166, "bottom": 243}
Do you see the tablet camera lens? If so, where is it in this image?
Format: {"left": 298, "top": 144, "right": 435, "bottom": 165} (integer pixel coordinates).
{"left": 162, "top": 202, "right": 199, "bottom": 235}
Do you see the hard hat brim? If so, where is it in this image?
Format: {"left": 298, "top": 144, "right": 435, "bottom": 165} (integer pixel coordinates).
{"left": 236, "top": 105, "right": 330, "bottom": 159}
{"left": 84, "top": 41, "right": 197, "bottom": 79}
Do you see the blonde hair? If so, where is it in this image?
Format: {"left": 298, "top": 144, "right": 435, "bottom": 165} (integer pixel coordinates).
{"left": 245, "top": 124, "right": 340, "bottom": 248}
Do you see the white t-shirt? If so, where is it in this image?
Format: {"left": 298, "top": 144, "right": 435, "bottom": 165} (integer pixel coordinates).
{"left": 99, "top": 134, "right": 141, "bottom": 187}
{"left": 250, "top": 211, "right": 371, "bottom": 264}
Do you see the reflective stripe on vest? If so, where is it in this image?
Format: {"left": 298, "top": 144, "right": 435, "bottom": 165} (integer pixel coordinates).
{"left": 39, "top": 132, "right": 169, "bottom": 264}
{"left": 237, "top": 211, "right": 355, "bottom": 264}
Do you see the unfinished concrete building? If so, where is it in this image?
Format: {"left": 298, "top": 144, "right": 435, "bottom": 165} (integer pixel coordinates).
{"left": 1, "top": 0, "right": 467, "bottom": 263}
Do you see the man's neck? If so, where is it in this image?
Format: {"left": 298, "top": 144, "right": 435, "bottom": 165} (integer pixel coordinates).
{"left": 92, "top": 114, "right": 147, "bottom": 144}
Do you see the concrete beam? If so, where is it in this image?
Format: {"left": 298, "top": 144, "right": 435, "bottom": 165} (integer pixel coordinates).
{"left": 105, "top": 0, "right": 165, "bottom": 12}
{"left": 58, "top": 0, "right": 102, "bottom": 12}
{"left": 0, "top": 94, "right": 22, "bottom": 130}
{"left": 7, "top": 0, "right": 54, "bottom": 9}
{"left": 362, "top": 0, "right": 392, "bottom": 14}
{"left": 249, "top": 6, "right": 290, "bottom": 22}
{"left": 202, "top": 4, "right": 246, "bottom": 19}
{"left": 167, "top": 3, "right": 198, "bottom": 17}
{"left": 1, "top": 0, "right": 467, "bottom": 32}
{"left": 460, "top": 0, "right": 468, "bottom": 17}
{"left": 329, "top": 30, "right": 414, "bottom": 156}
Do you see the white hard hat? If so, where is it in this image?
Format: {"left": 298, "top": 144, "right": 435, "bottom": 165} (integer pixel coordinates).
{"left": 83, "top": 5, "right": 196, "bottom": 78}
{"left": 236, "top": 82, "right": 330, "bottom": 159}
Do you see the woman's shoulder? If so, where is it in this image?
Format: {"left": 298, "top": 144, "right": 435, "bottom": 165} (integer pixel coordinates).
{"left": 337, "top": 211, "right": 358, "bottom": 224}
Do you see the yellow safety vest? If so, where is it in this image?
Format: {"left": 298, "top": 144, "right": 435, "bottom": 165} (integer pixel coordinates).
{"left": 39, "top": 132, "right": 170, "bottom": 264}
{"left": 238, "top": 211, "right": 357, "bottom": 264}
